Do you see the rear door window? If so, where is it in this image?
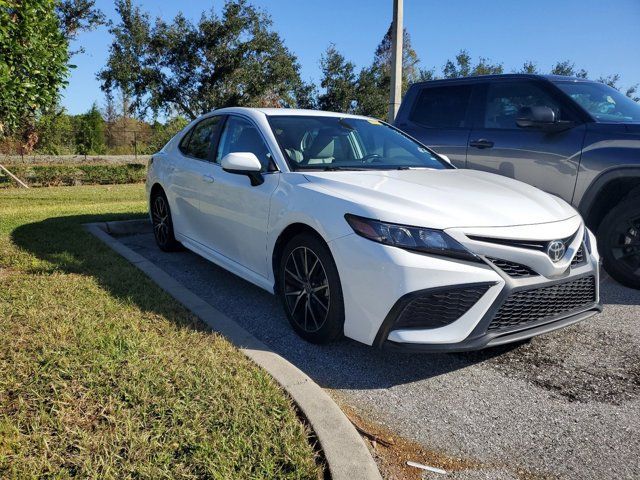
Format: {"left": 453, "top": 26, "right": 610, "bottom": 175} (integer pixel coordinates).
{"left": 179, "top": 116, "right": 222, "bottom": 160}
{"left": 409, "top": 85, "right": 473, "bottom": 128}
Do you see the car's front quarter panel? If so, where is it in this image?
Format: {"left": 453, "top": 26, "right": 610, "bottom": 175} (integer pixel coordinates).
{"left": 267, "top": 173, "right": 361, "bottom": 257}
{"left": 329, "top": 233, "right": 504, "bottom": 345}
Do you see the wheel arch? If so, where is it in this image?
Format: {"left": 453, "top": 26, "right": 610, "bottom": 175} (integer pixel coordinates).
{"left": 579, "top": 167, "right": 640, "bottom": 232}
{"left": 271, "top": 222, "right": 329, "bottom": 293}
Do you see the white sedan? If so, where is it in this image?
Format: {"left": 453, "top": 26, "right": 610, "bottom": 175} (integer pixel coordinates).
{"left": 146, "top": 107, "right": 601, "bottom": 351}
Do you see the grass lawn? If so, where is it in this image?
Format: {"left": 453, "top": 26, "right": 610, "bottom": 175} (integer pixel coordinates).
{"left": 0, "top": 185, "right": 321, "bottom": 479}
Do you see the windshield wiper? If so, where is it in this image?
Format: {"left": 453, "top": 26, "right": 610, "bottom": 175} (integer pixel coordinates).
{"left": 319, "top": 166, "right": 368, "bottom": 171}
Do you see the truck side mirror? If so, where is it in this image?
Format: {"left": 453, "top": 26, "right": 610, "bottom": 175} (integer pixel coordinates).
{"left": 516, "top": 106, "right": 556, "bottom": 128}
{"left": 516, "top": 106, "right": 574, "bottom": 132}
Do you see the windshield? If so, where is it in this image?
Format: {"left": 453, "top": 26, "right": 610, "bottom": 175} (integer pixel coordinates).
{"left": 267, "top": 115, "right": 450, "bottom": 171}
{"left": 555, "top": 81, "right": 640, "bottom": 123}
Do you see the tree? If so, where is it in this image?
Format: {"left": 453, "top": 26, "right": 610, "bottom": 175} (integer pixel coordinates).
{"left": 318, "top": 45, "right": 357, "bottom": 112}
{"left": 442, "top": 50, "right": 503, "bottom": 78}
{"left": 517, "top": 61, "right": 540, "bottom": 74}
{"left": 55, "top": 0, "right": 105, "bottom": 54}
{"left": 100, "top": 0, "right": 309, "bottom": 119}
{"left": 145, "top": 116, "right": 189, "bottom": 154}
{"left": 550, "top": 60, "right": 588, "bottom": 78}
{"left": 0, "top": 0, "right": 69, "bottom": 140}
{"left": 354, "top": 23, "right": 420, "bottom": 118}
{"left": 34, "top": 108, "right": 74, "bottom": 154}
{"left": 74, "top": 103, "right": 105, "bottom": 155}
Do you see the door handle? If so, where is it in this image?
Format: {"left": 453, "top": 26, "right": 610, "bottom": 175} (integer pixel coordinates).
{"left": 469, "top": 139, "right": 494, "bottom": 149}
{"left": 202, "top": 175, "right": 215, "bottom": 183}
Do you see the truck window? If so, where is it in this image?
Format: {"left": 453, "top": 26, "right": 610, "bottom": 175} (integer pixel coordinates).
{"left": 484, "top": 82, "right": 565, "bottom": 129}
{"left": 409, "top": 85, "right": 473, "bottom": 128}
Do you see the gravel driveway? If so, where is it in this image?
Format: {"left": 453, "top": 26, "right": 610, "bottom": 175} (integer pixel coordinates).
{"left": 120, "top": 233, "right": 640, "bottom": 479}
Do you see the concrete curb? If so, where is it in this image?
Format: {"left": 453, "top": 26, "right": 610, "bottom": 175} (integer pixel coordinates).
{"left": 84, "top": 220, "right": 382, "bottom": 480}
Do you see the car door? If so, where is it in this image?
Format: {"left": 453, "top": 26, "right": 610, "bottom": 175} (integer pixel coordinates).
{"left": 395, "top": 83, "right": 475, "bottom": 168}
{"left": 466, "top": 79, "right": 586, "bottom": 202}
{"left": 166, "top": 115, "right": 223, "bottom": 243}
{"left": 198, "top": 115, "right": 280, "bottom": 278}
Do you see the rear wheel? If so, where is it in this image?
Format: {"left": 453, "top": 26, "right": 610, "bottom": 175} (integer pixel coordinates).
{"left": 278, "top": 233, "right": 345, "bottom": 343}
{"left": 150, "top": 189, "right": 181, "bottom": 252}
{"left": 598, "top": 196, "right": 640, "bottom": 289}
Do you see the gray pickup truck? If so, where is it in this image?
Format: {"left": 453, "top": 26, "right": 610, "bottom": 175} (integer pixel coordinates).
{"left": 395, "top": 74, "right": 640, "bottom": 289}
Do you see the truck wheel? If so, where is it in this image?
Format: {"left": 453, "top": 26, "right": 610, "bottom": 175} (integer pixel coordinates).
{"left": 598, "top": 196, "right": 640, "bottom": 289}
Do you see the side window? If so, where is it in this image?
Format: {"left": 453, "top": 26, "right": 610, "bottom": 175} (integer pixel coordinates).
{"left": 484, "top": 82, "right": 566, "bottom": 129}
{"left": 179, "top": 116, "right": 222, "bottom": 160}
{"left": 215, "top": 116, "right": 271, "bottom": 170}
{"left": 409, "top": 85, "right": 473, "bottom": 128}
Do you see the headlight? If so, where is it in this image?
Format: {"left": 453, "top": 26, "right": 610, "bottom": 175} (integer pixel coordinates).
{"left": 344, "top": 214, "right": 480, "bottom": 262}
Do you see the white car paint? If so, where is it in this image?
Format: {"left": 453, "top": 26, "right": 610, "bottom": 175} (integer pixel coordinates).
{"left": 147, "top": 107, "right": 601, "bottom": 350}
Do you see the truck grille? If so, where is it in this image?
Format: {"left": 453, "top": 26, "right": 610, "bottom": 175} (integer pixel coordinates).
{"left": 486, "top": 257, "right": 538, "bottom": 277}
{"left": 395, "top": 283, "right": 493, "bottom": 330}
{"left": 488, "top": 276, "right": 596, "bottom": 332}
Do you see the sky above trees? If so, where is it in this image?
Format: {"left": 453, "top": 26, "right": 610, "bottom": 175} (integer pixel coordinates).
{"left": 61, "top": 0, "right": 640, "bottom": 115}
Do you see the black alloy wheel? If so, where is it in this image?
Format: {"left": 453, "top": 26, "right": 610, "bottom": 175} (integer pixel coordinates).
{"left": 279, "top": 233, "right": 344, "bottom": 343}
{"left": 151, "top": 190, "right": 181, "bottom": 252}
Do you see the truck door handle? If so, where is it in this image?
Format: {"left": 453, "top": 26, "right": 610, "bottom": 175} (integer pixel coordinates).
{"left": 202, "top": 175, "right": 215, "bottom": 183}
{"left": 469, "top": 139, "right": 494, "bottom": 149}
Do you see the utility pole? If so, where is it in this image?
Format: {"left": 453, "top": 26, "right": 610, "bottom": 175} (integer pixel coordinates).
{"left": 388, "top": 0, "right": 403, "bottom": 123}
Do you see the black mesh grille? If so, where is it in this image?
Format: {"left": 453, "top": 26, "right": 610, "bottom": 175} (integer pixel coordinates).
{"left": 571, "top": 245, "right": 585, "bottom": 267}
{"left": 395, "top": 284, "right": 492, "bottom": 330}
{"left": 486, "top": 257, "right": 538, "bottom": 277}
{"left": 488, "top": 276, "right": 596, "bottom": 332}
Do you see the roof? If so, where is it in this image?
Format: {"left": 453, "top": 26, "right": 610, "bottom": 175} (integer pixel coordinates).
{"left": 409, "top": 73, "right": 597, "bottom": 88}
{"left": 210, "top": 107, "right": 373, "bottom": 120}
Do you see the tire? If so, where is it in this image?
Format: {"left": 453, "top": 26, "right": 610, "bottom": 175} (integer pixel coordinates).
{"left": 598, "top": 196, "right": 640, "bottom": 289}
{"left": 150, "top": 189, "right": 181, "bottom": 252}
{"left": 278, "top": 233, "right": 345, "bottom": 344}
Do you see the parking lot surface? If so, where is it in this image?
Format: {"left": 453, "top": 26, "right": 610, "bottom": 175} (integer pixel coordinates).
{"left": 121, "top": 233, "right": 640, "bottom": 479}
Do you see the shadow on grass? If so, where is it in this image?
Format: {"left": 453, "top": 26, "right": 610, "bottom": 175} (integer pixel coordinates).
{"left": 13, "top": 213, "right": 523, "bottom": 391}
{"left": 11, "top": 213, "right": 211, "bottom": 334}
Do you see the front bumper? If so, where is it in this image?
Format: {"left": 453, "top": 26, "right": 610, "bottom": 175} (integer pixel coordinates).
{"left": 381, "top": 274, "right": 602, "bottom": 352}
{"left": 382, "top": 307, "right": 602, "bottom": 352}
{"left": 329, "top": 219, "right": 600, "bottom": 350}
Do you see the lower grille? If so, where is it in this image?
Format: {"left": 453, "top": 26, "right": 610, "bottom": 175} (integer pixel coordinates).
{"left": 487, "top": 257, "right": 538, "bottom": 277}
{"left": 395, "top": 283, "right": 492, "bottom": 330}
{"left": 488, "top": 276, "right": 596, "bottom": 332}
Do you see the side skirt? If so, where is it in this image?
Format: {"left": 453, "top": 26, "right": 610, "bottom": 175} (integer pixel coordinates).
{"left": 176, "top": 233, "right": 276, "bottom": 294}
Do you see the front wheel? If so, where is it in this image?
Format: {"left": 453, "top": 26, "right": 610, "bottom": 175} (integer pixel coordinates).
{"left": 598, "top": 196, "right": 640, "bottom": 289}
{"left": 278, "top": 233, "right": 345, "bottom": 344}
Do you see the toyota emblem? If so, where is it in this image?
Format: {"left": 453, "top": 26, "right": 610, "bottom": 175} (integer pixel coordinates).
{"left": 547, "top": 240, "right": 566, "bottom": 262}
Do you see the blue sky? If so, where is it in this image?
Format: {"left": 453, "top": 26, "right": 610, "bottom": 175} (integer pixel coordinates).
{"left": 62, "top": 0, "right": 640, "bottom": 115}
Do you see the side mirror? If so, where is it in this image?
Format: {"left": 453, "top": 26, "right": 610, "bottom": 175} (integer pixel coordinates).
{"left": 516, "top": 106, "right": 556, "bottom": 128}
{"left": 221, "top": 152, "right": 264, "bottom": 186}
{"left": 516, "top": 106, "right": 574, "bottom": 132}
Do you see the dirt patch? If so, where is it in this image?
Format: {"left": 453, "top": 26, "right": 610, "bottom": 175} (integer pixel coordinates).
{"left": 484, "top": 326, "right": 640, "bottom": 405}
{"left": 339, "top": 403, "right": 553, "bottom": 479}
{"left": 341, "top": 403, "right": 477, "bottom": 479}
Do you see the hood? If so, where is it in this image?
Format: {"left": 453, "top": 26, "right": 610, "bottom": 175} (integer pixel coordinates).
{"left": 303, "top": 169, "right": 577, "bottom": 229}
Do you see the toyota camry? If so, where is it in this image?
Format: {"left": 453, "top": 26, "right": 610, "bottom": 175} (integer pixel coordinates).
{"left": 146, "top": 108, "right": 601, "bottom": 351}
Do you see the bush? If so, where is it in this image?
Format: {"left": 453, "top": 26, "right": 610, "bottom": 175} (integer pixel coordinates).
{"left": 0, "top": 163, "right": 147, "bottom": 187}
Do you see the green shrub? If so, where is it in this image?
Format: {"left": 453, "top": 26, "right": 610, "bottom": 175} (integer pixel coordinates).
{"left": 0, "top": 163, "right": 147, "bottom": 187}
